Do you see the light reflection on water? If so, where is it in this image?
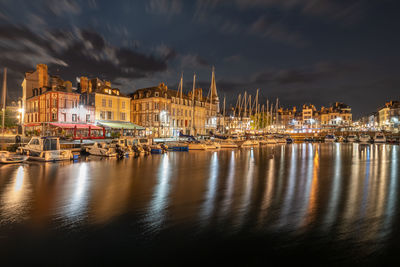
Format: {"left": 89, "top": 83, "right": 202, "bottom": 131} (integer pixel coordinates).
{"left": 0, "top": 143, "right": 400, "bottom": 263}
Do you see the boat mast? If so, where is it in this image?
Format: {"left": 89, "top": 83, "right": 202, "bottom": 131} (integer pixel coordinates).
{"left": 192, "top": 73, "right": 196, "bottom": 135}
{"left": 1, "top": 68, "right": 6, "bottom": 136}
{"left": 276, "top": 98, "right": 279, "bottom": 131}
{"left": 243, "top": 91, "right": 247, "bottom": 117}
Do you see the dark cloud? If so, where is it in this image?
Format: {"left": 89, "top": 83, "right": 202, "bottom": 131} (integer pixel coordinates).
{"left": 79, "top": 29, "right": 105, "bottom": 51}
{"left": 0, "top": 24, "right": 174, "bottom": 99}
{"left": 248, "top": 16, "right": 306, "bottom": 46}
{"left": 146, "top": 0, "right": 183, "bottom": 17}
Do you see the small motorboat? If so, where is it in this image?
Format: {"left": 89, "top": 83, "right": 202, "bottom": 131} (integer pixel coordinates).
{"left": 86, "top": 142, "right": 117, "bottom": 157}
{"left": 346, "top": 135, "right": 358, "bottom": 143}
{"left": 242, "top": 139, "right": 259, "bottom": 147}
{"left": 274, "top": 135, "right": 287, "bottom": 144}
{"left": 0, "top": 151, "right": 28, "bottom": 164}
{"left": 324, "top": 134, "right": 336, "bottom": 143}
{"left": 18, "top": 136, "right": 73, "bottom": 161}
{"left": 374, "top": 132, "right": 386, "bottom": 144}
{"left": 188, "top": 142, "right": 208, "bottom": 150}
{"left": 217, "top": 139, "right": 238, "bottom": 148}
{"left": 359, "top": 134, "right": 371, "bottom": 144}
{"left": 286, "top": 137, "right": 294, "bottom": 144}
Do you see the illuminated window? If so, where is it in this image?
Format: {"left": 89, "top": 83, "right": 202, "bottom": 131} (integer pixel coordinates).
{"left": 155, "top": 114, "right": 159, "bottom": 122}
{"left": 120, "top": 112, "right": 126, "bottom": 121}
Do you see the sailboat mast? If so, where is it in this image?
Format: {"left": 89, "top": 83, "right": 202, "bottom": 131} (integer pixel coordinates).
{"left": 243, "top": 91, "right": 247, "bottom": 117}
{"left": 192, "top": 73, "right": 196, "bottom": 135}
{"left": 1, "top": 68, "right": 6, "bottom": 136}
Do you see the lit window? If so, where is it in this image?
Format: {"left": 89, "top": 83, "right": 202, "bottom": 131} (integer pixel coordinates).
{"left": 121, "top": 112, "right": 126, "bottom": 121}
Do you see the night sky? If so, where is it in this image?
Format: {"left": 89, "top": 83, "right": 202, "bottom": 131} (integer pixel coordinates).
{"left": 1, "top": 0, "right": 399, "bottom": 117}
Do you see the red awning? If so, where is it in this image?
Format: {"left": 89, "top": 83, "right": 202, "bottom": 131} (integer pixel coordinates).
{"left": 49, "top": 123, "right": 103, "bottom": 130}
{"left": 24, "top": 123, "right": 41, "bottom": 127}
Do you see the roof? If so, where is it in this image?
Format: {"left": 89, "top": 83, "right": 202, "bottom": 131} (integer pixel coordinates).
{"left": 96, "top": 121, "right": 145, "bottom": 130}
{"left": 49, "top": 123, "right": 103, "bottom": 130}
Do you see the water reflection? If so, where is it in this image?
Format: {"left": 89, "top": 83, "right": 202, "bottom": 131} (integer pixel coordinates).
{"left": 0, "top": 144, "right": 399, "bottom": 262}
{"left": 146, "top": 154, "right": 171, "bottom": 232}
{"left": 0, "top": 165, "right": 31, "bottom": 224}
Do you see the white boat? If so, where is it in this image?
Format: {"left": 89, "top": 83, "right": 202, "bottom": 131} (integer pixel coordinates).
{"left": 18, "top": 136, "right": 73, "bottom": 161}
{"left": 188, "top": 142, "right": 208, "bottom": 150}
{"left": 274, "top": 135, "right": 287, "bottom": 144}
{"left": 231, "top": 139, "right": 246, "bottom": 147}
{"left": 324, "top": 134, "right": 335, "bottom": 143}
{"left": 134, "top": 138, "right": 152, "bottom": 153}
{"left": 346, "top": 135, "right": 358, "bottom": 142}
{"left": 86, "top": 142, "right": 117, "bottom": 157}
{"left": 257, "top": 136, "right": 276, "bottom": 145}
{"left": 374, "top": 132, "right": 386, "bottom": 143}
{"left": 242, "top": 139, "right": 259, "bottom": 147}
{"left": 217, "top": 139, "right": 238, "bottom": 148}
{"left": 0, "top": 151, "right": 28, "bottom": 164}
{"left": 359, "top": 134, "right": 371, "bottom": 144}
{"left": 204, "top": 140, "right": 220, "bottom": 149}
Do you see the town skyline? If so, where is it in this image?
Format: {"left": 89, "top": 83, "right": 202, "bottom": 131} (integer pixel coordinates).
{"left": 1, "top": 1, "right": 400, "bottom": 117}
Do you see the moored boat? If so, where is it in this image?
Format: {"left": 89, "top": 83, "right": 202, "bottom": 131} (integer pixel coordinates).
{"left": 324, "top": 134, "right": 335, "bottom": 143}
{"left": 86, "top": 142, "right": 117, "bottom": 157}
{"left": 18, "top": 136, "right": 73, "bottom": 161}
{"left": 346, "top": 135, "right": 358, "bottom": 143}
{"left": 374, "top": 132, "right": 386, "bottom": 143}
{"left": 359, "top": 134, "right": 371, "bottom": 144}
{"left": 0, "top": 151, "right": 28, "bottom": 164}
{"left": 217, "top": 139, "right": 238, "bottom": 148}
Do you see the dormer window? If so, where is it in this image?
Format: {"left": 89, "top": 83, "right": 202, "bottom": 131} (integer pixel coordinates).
{"left": 155, "top": 92, "right": 159, "bottom": 97}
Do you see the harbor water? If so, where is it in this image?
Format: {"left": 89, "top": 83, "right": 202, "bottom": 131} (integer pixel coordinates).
{"left": 0, "top": 143, "right": 400, "bottom": 265}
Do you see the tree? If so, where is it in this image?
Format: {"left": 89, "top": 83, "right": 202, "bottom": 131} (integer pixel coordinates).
{"left": 0, "top": 108, "right": 19, "bottom": 128}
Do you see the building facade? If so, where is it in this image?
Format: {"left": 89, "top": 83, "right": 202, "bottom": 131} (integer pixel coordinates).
{"left": 378, "top": 101, "right": 400, "bottom": 131}
{"left": 130, "top": 82, "right": 219, "bottom": 137}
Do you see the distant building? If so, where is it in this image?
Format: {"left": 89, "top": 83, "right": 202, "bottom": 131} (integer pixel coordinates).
{"left": 130, "top": 82, "right": 218, "bottom": 137}
{"left": 320, "top": 102, "right": 352, "bottom": 129}
{"left": 277, "top": 107, "right": 297, "bottom": 130}
{"left": 302, "top": 104, "right": 320, "bottom": 130}
{"left": 378, "top": 101, "right": 400, "bottom": 131}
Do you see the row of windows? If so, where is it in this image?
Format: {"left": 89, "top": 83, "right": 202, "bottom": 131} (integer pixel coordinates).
{"left": 100, "top": 111, "right": 127, "bottom": 120}
{"left": 101, "top": 99, "right": 127, "bottom": 109}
